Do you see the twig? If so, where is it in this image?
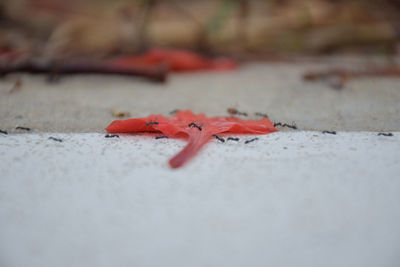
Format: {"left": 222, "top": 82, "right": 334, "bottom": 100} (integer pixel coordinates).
{"left": 303, "top": 66, "right": 400, "bottom": 89}
{"left": 0, "top": 62, "right": 168, "bottom": 82}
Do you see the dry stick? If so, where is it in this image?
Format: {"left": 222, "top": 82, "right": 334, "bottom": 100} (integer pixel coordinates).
{"left": 303, "top": 66, "right": 400, "bottom": 88}
{"left": 0, "top": 62, "right": 168, "bottom": 82}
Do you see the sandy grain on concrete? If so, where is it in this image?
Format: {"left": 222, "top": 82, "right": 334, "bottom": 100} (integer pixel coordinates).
{"left": 1, "top": 58, "right": 400, "bottom": 132}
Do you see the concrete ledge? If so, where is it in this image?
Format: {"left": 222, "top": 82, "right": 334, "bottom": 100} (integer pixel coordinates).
{"left": 1, "top": 60, "right": 400, "bottom": 132}
{"left": 1, "top": 132, "right": 399, "bottom": 267}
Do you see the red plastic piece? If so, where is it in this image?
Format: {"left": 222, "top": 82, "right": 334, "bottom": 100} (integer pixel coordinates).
{"left": 110, "top": 48, "right": 237, "bottom": 72}
{"left": 106, "top": 110, "right": 277, "bottom": 168}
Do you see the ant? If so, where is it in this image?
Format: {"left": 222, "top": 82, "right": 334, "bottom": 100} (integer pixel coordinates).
{"left": 212, "top": 134, "right": 225, "bottom": 143}
{"left": 15, "top": 126, "right": 31, "bottom": 131}
{"left": 227, "top": 137, "right": 240, "bottom": 142}
{"left": 146, "top": 121, "right": 159, "bottom": 126}
{"left": 227, "top": 108, "right": 248, "bottom": 116}
{"left": 48, "top": 137, "right": 63, "bottom": 142}
{"left": 169, "top": 109, "right": 179, "bottom": 115}
{"left": 377, "top": 133, "right": 393, "bottom": 137}
{"left": 322, "top": 131, "right": 336, "bottom": 135}
{"left": 155, "top": 135, "right": 168, "bottom": 139}
{"left": 255, "top": 112, "right": 269, "bottom": 118}
{"left": 0, "top": 129, "right": 8, "bottom": 135}
{"left": 282, "top": 123, "right": 297, "bottom": 130}
{"left": 245, "top": 137, "right": 259, "bottom": 144}
{"left": 105, "top": 134, "right": 119, "bottom": 138}
{"left": 274, "top": 122, "right": 297, "bottom": 130}
{"left": 188, "top": 122, "right": 202, "bottom": 131}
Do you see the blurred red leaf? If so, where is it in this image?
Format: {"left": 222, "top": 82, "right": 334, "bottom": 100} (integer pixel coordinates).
{"left": 110, "top": 48, "right": 237, "bottom": 72}
{"left": 106, "top": 110, "right": 277, "bottom": 168}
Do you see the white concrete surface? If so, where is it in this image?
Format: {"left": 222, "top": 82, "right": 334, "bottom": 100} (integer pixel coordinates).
{"left": 1, "top": 132, "right": 400, "bottom": 267}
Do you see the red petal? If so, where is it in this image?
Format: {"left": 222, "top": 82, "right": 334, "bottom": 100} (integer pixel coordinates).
{"left": 169, "top": 128, "right": 212, "bottom": 168}
{"left": 105, "top": 110, "right": 277, "bottom": 168}
{"left": 109, "top": 49, "right": 237, "bottom": 72}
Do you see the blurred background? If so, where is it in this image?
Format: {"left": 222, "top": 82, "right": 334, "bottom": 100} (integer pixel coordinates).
{"left": 1, "top": 0, "right": 400, "bottom": 61}
{"left": 1, "top": 0, "right": 400, "bottom": 132}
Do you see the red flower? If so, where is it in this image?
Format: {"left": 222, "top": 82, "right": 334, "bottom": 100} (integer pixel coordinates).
{"left": 106, "top": 110, "right": 277, "bottom": 168}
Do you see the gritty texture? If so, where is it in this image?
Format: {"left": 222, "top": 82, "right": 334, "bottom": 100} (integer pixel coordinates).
{"left": 1, "top": 131, "right": 400, "bottom": 267}
{"left": 0, "top": 57, "right": 400, "bottom": 133}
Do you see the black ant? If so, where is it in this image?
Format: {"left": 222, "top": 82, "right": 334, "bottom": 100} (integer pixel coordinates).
{"left": 322, "top": 131, "right": 336, "bottom": 135}
{"left": 105, "top": 134, "right": 119, "bottom": 138}
{"left": 48, "top": 137, "right": 63, "bottom": 142}
{"left": 227, "top": 137, "right": 239, "bottom": 142}
{"left": 212, "top": 134, "right": 225, "bottom": 143}
{"left": 274, "top": 122, "right": 297, "bottom": 130}
{"left": 169, "top": 109, "right": 179, "bottom": 115}
{"left": 155, "top": 135, "right": 168, "bottom": 139}
{"left": 146, "top": 121, "right": 159, "bottom": 126}
{"left": 0, "top": 129, "right": 8, "bottom": 135}
{"left": 283, "top": 123, "right": 297, "bottom": 130}
{"left": 15, "top": 126, "right": 31, "bottom": 131}
{"left": 188, "top": 122, "right": 202, "bottom": 131}
{"left": 254, "top": 112, "right": 269, "bottom": 118}
{"left": 245, "top": 137, "right": 259, "bottom": 144}
{"left": 377, "top": 133, "right": 393, "bottom": 137}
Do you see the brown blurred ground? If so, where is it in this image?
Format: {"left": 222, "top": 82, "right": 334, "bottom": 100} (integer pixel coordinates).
{"left": 1, "top": 0, "right": 399, "bottom": 60}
